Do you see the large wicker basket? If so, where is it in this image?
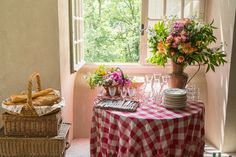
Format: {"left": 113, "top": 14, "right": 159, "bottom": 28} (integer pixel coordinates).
{"left": 2, "top": 110, "right": 62, "bottom": 137}
{"left": 4, "top": 72, "right": 60, "bottom": 117}
{"left": 0, "top": 123, "right": 70, "bottom": 157}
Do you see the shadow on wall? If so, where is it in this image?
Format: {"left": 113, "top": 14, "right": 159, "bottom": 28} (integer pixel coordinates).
{"left": 73, "top": 64, "right": 207, "bottom": 138}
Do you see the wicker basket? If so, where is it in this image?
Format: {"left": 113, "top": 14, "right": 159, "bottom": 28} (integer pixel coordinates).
{"left": 5, "top": 72, "right": 60, "bottom": 117}
{"left": 2, "top": 110, "right": 62, "bottom": 137}
{"left": 0, "top": 123, "right": 70, "bottom": 157}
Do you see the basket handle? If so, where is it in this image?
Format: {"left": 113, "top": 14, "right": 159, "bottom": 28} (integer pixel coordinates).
{"left": 27, "top": 72, "right": 42, "bottom": 108}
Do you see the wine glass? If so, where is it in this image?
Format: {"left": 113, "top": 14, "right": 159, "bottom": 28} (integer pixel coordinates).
{"left": 128, "top": 87, "right": 136, "bottom": 98}
{"left": 144, "top": 74, "right": 154, "bottom": 99}
{"left": 159, "top": 74, "right": 170, "bottom": 100}
{"left": 119, "top": 86, "right": 127, "bottom": 99}
{"left": 97, "top": 86, "right": 105, "bottom": 97}
{"left": 153, "top": 74, "right": 161, "bottom": 101}
{"left": 108, "top": 86, "right": 117, "bottom": 97}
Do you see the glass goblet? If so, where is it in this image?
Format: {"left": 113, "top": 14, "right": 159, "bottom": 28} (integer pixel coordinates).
{"left": 97, "top": 86, "right": 105, "bottom": 97}
{"left": 108, "top": 86, "right": 117, "bottom": 97}
{"left": 119, "top": 86, "right": 127, "bottom": 99}
{"left": 128, "top": 87, "right": 136, "bottom": 98}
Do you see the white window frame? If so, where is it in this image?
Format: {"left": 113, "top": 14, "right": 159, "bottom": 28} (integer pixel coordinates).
{"left": 69, "top": 0, "right": 85, "bottom": 73}
{"left": 69, "top": 0, "right": 206, "bottom": 72}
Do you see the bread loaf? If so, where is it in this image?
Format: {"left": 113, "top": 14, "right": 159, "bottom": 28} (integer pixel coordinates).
{"left": 10, "top": 88, "right": 54, "bottom": 103}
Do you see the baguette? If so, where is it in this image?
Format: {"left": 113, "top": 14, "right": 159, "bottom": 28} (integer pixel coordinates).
{"left": 10, "top": 88, "right": 54, "bottom": 103}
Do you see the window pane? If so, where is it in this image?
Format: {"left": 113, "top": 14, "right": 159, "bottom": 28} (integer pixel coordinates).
{"left": 73, "top": 19, "right": 78, "bottom": 41}
{"left": 73, "top": 44, "right": 79, "bottom": 64}
{"left": 74, "top": 19, "right": 83, "bottom": 41}
{"left": 84, "top": 0, "right": 141, "bottom": 63}
{"left": 148, "top": 0, "right": 163, "bottom": 19}
{"left": 73, "top": 0, "right": 79, "bottom": 16}
{"left": 147, "top": 20, "right": 159, "bottom": 58}
{"left": 184, "top": 0, "right": 200, "bottom": 19}
{"left": 166, "top": 0, "right": 181, "bottom": 18}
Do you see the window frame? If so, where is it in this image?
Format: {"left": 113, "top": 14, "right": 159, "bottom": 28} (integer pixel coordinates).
{"left": 69, "top": 0, "right": 85, "bottom": 73}
{"left": 69, "top": 0, "right": 206, "bottom": 72}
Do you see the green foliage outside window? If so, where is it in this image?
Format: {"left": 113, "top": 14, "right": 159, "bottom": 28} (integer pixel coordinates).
{"left": 84, "top": 0, "right": 141, "bottom": 63}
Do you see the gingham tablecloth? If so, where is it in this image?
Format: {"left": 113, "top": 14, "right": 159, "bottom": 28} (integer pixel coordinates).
{"left": 90, "top": 100, "right": 205, "bottom": 157}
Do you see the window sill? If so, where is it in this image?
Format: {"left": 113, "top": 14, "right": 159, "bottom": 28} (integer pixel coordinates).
{"left": 79, "top": 62, "right": 204, "bottom": 75}
{"left": 72, "top": 61, "right": 86, "bottom": 73}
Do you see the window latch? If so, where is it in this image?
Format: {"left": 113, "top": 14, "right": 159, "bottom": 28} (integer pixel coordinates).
{"left": 141, "top": 24, "right": 145, "bottom": 36}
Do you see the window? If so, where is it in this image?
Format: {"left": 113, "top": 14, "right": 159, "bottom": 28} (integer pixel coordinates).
{"left": 69, "top": 0, "right": 205, "bottom": 71}
{"left": 141, "top": 0, "right": 206, "bottom": 62}
{"left": 69, "top": 0, "right": 84, "bottom": 73}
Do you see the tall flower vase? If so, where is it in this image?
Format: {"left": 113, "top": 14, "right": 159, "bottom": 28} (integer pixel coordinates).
{"left": 168, "top": 61, "right": 188, "bottom": 89}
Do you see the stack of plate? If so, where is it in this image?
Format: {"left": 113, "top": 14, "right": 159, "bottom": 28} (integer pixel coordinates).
{"left": 163, "top": 88, "right": 187, "bottom": 109}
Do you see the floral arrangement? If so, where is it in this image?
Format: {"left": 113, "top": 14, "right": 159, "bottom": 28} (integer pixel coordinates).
{"left": 87, "top": 65, "right": 131, "bottom": 89}
{"left": 148, "top": 18, "right": 226, "bottom": 72}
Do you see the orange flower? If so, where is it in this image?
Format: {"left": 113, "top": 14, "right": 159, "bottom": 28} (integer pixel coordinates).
{"left": 177, "top": 56, "right": 185, "bottom": 63}
{"left": 181, "top": 42, "right": 197, "bottom": 54}
{"left": 157, "top": 41, "right": 166, "bottom": 54}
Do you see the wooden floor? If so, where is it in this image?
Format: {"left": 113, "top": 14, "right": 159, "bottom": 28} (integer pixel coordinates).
{"left": 66, "top": 138, "right": 236, "bottom": 157}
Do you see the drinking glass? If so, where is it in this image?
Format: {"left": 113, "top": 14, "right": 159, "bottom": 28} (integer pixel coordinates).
{"left": 97, "top": 86, "right": 105, "bottom": 97}
{"left": 119, "top": 86, "right": 127, "bottom": 99}
{"left": 186, "top": 84, "right": 200, "bottom": 100}
{"left": 153, "top": 74, "right": 161, "bottom": 101}
{"left": 144, "top": 74, "right": 154, "bottom": 99}
{"left": 159, "top": 74, "right": 170, "bottom": 100}
{"left": 108, "top": 86, "right": 117, "bottom": 97}
{"left": 128, "top": 87, "right": 136, "bottom": 98}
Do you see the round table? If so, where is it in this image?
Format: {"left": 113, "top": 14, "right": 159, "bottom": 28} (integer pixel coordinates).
{"left": 90, "top": 100, "right": 205, "bottom": 157}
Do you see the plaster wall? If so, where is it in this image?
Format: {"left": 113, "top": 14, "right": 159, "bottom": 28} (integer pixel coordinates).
{"left": 58, "top": 0, "right": 76, "bottom": 141}
{"left": 0, "top": 0, "right": 61, "bottom": 127}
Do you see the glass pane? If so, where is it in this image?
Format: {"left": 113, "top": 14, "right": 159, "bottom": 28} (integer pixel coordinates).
{"left": 184, "top": 0, "right": 200, "bottom": 19}
{"left": 83, "top": 0, "right": 141, "bottom": 63}
{"left": 79, "top": 42, "right": 84, "bottom": 61}
{"left": 79, "top": 19, "right": 83, "bottom": 40}
{"left": 147, "top": 20, "right": 159, "bottom": 58}
{"left": 73, "top": 0, "right": 79, "bottom": 16}
{"left": 166, "top": 0, "right": 181, "bottom": 18}
{"left": 78, "top": 0, "right": 83, "bottom": 16}
{"left": 73, "top": 43, "right": 79, "bottom": 64}
{"left": 148, "top": 0, "right": 163, "bottom": 19}
{"left": 73, "top": 19, "right": 78, "bottom": 41}
{"left": 147, "top": 20, "right": 158, "bottom": 29}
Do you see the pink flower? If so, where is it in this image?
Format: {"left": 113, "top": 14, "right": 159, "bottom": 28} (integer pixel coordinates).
{"left": 181, "top": 36, "right": 187, "bottom": 42}
{"left": 180, "top": 31, "right": 188, "bottom": 42}
{"left": 172, "top": 43, "right": 178, "bottom": 48}
{"left": 166, "top": 35, "right": 173, "bottom": 43}
{"left": 174, "top": 36, "right": 181, "bottom": 44}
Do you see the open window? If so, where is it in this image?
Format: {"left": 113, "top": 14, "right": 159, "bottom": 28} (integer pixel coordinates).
{"left": 69, "top": 0, "right": 205, "bottom": 72}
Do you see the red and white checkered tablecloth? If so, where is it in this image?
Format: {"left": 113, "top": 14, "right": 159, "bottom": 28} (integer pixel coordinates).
{"left": 90, "top": 100, "right": 205, "bottom": 157}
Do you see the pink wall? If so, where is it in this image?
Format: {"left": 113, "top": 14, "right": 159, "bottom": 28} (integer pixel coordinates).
{"left": 58, "top": 0, "right": 76, "bottom": 141}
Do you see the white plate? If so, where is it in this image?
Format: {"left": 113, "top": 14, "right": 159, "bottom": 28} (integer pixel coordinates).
{"left": 164, "top": 88, "right": 187, "bottom": 96}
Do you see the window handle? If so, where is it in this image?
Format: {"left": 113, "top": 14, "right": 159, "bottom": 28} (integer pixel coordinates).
{"left": 140, "top": 24, "right": 146, "bottom": 36}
